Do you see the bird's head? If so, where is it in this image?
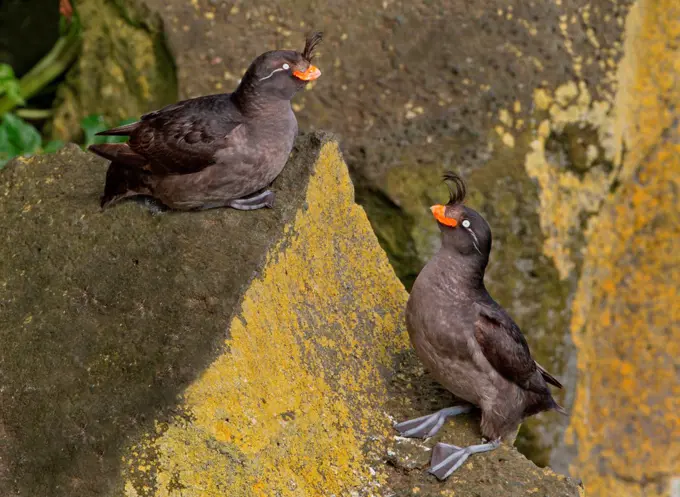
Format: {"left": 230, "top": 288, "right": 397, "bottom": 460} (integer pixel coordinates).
{"left": 239, "top": 31, "right": 323, "bottom": 102}
{"left": 431, "top": 172, "right": 492, "bottom": 266}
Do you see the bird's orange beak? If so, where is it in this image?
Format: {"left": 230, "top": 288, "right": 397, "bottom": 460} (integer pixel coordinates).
{"left": 431, "top": 205, "right": 458, "bottom": 227}
{"left": 293, "top": 65, "right": 321, "bottom": 81}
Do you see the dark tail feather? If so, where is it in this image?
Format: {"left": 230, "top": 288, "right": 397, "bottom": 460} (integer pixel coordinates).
{"left": 535, "top": 361, "right": 563, "bottom": 389}
{"left": 89, "top": 143, "right": 147, "bottom": 167}
{"left": 95, "top": 121, "right": 140, "bottom": 136}
{"left": 553, "top": 400, "right": 569, "bottom": 416}
{"left": 101, "top": 162, "right": 152, "bottom": 209}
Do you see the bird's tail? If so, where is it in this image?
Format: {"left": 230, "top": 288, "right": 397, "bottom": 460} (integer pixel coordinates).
{"left": 89, "top": 143, "right": 147, "bottom": 167}
{"left": 95, "top": 121, "right": 140, "bottom": 136}
{"left": 101, "top": 161, "right": 152, "bottom": 209}
{"left": 535, "top": 360, "right": 563, "bottom": 389}
{"left": 552, "top": 398, "right": 569, "bottom": 416}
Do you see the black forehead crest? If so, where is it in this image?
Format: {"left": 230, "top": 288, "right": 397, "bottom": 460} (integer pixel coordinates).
{"left": 302, "top": 31, "right": 323, "bottom": 61}
{"left": 443, "top": 171, "right": 467, "bottom": 206}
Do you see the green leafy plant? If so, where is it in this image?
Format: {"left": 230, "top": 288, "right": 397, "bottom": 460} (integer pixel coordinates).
{"left": 0, "top": 12, "right": 81, "bottom": 117}
{"left": 0, "top": 4, "right": 138, "bottom": 169}
{"left": 0, "top": 113, "right": 135, "bottom": 169}
{"left": 0, "top": 64, "right": 25, "bottom": 108}
{"left": 0, "top": 3, "right": 83, "bottom": 168}
{"left": 0, "top": 113, "right": 41, "bottom": 167}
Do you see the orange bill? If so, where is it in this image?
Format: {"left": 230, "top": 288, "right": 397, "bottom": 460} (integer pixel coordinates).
{"left": 430, "top": 205, "right": 458, "bottom": 227}
{"left": 293, "top": 65, "right": 321, "bottom": 81}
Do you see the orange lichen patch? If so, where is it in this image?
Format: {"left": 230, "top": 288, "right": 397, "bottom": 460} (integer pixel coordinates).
{"left": 431, "top": 205, "right": 457, "bottom": 227}
{"left": 122, "top": 142, "right": 410, "bottom": 496}
{"left": 566, "top": 0, "right": 680, "bottom": 495}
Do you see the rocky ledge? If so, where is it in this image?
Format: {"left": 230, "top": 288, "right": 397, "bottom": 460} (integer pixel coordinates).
{"left": 0, "top": 133, "right": 582, "bottom": 496}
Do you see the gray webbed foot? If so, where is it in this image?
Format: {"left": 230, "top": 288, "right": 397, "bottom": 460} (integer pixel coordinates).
{"left": 228, "top": 190, "right": 275, "bottom": 211}
{"left": 429, "top": 438, "right": 501, "bottom": 480}
{"left": 394, "top": 405, "right": 473, "bottom": 438}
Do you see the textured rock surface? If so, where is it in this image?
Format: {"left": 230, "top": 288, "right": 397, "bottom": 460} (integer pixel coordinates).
{"left": 0, "top": 134, "right": 581, "bottom": 496}
{"left": 54, "top": 0, "right": 641, "bottom": 466}
{"left": 49, "top": 0, "right": 177, "bottom": 141}
{"left": 565, "top": 0, "right": 680, "bottom": 495}
{"left": 42, "top": 0, "right": 678, "bottom": 487}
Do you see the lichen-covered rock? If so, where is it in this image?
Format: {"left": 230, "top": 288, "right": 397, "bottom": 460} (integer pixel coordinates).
{"left": 0, "top": 134, "right": 581, "bottom": 496}
{"left": 35, "top": 0, "right": 674, "bottom": 479}
{"left": 104, "top": 0, "right": 634, "bottom": 464}
{"left": 565, "top": 1, "right": 680, "bottom": 495}
{"left": 48, "top": 0, "right": 177, "bottom": 141}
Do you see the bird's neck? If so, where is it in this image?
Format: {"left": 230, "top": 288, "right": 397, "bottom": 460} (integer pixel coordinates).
{"left": 434, "top": 250, "right": 488, "bottom": 294}
{"left": 232, "top": 83, "right": 292, "bottom": 117}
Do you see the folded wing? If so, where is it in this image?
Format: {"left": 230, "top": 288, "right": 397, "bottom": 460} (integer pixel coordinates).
{"left": 90, "top": 94, "right": 245, "bottom": 175}
{"left": 473, "top": 302, "right": 559, "bottom": 395}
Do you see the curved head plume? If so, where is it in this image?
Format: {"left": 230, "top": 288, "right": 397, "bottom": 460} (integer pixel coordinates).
{"left": 302, "top": 31, "right": 323, "bottom": 62}
{"left": 443, "top": 171, "right": 467, "bottom": 206}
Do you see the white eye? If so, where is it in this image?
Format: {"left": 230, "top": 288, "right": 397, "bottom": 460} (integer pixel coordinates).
{"left": 282, "top": 63, "right": 290, "bottom": 70}
{"left": 462, "top": 219, "right": 471, "bottom": 228}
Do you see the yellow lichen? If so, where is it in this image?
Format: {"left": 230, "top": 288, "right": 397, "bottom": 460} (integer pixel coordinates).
{"left": 497, "top": 0, "right": 629, "bottom": 279}
{"left": 122, "top": 142, "right": 410, "bottom": 496}
{"left": 499, "top": 109, "right": 514, "bottom": 127}
{"left": 502, "top": 132, "right": 516, "bottom": 148}
{"left": 566, "top": 0, "right": 680, "bottom": 495}
{"left": 51, "top": 0, "right": 176, "bottom": 140}
{"left": 524, "top": 81, "right": 619, "bottom": 278}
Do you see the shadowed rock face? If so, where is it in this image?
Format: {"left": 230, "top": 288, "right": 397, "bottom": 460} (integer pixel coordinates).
{"left": 0, "top": 134, "right": 582, "bottom": 496}
{"left": 0, "top": 0, "right": 60, "bottom": 77}
{"left": 0, "top": 136, "right": 318, "bottom": 495}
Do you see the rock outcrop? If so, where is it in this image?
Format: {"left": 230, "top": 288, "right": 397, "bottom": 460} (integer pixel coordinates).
{"left": 49, "top": 0, "right": 643, "bottom": 466}
{"left": 565, "top": 1, "right": 680, "bottom": 495}
{"left": 49, "top": 0, "right": 177, "bottom": 141}
{"left": 0, "top": 134, "right": 581, "bottom": 496}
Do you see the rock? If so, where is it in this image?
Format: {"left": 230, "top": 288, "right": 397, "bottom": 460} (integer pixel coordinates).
{"left": 57, "top": 0, "right": 640, "bottom": 465}
{"left": 49, "top": 0, "right": 679, "bottom": 477}
{"left": 565, "top": 1, "right": 680, "bottom": 495}
{"left": 0, "top": 133, "right": 582, "bottom": 496}
{"left": 48, "top": 0, "right": 177, "bottom": 141}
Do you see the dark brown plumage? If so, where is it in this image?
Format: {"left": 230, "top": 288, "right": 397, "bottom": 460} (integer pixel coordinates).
{"left": 89, "top": 31, "right": 323, "bottom": 211}
{"left": 395, "top": 172, "right": 565, "bottom": 480}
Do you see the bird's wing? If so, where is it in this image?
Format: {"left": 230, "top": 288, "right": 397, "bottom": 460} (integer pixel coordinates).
{"left": 104, "top": 95, "right": 246, "bottom": 175}
{"left": 473, "top": 302, "right": 550, "bottom": 394}
{"left": 535, "top": 360, "right": 563, "bottom": 389}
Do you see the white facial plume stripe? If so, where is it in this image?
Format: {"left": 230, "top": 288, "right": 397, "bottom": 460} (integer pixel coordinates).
{"left": 259, "top": 67, "right": 286, "bottom": 81}
{"left": 466, "top": 227, "right": 483, "bottom": 255}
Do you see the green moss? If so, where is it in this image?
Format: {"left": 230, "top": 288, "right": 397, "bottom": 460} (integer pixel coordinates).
{"left": 48, "top": 0, "right": 177, "bottom": 141}
{"left": 355, "top": 185, "right": 422, "bottom": 289}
